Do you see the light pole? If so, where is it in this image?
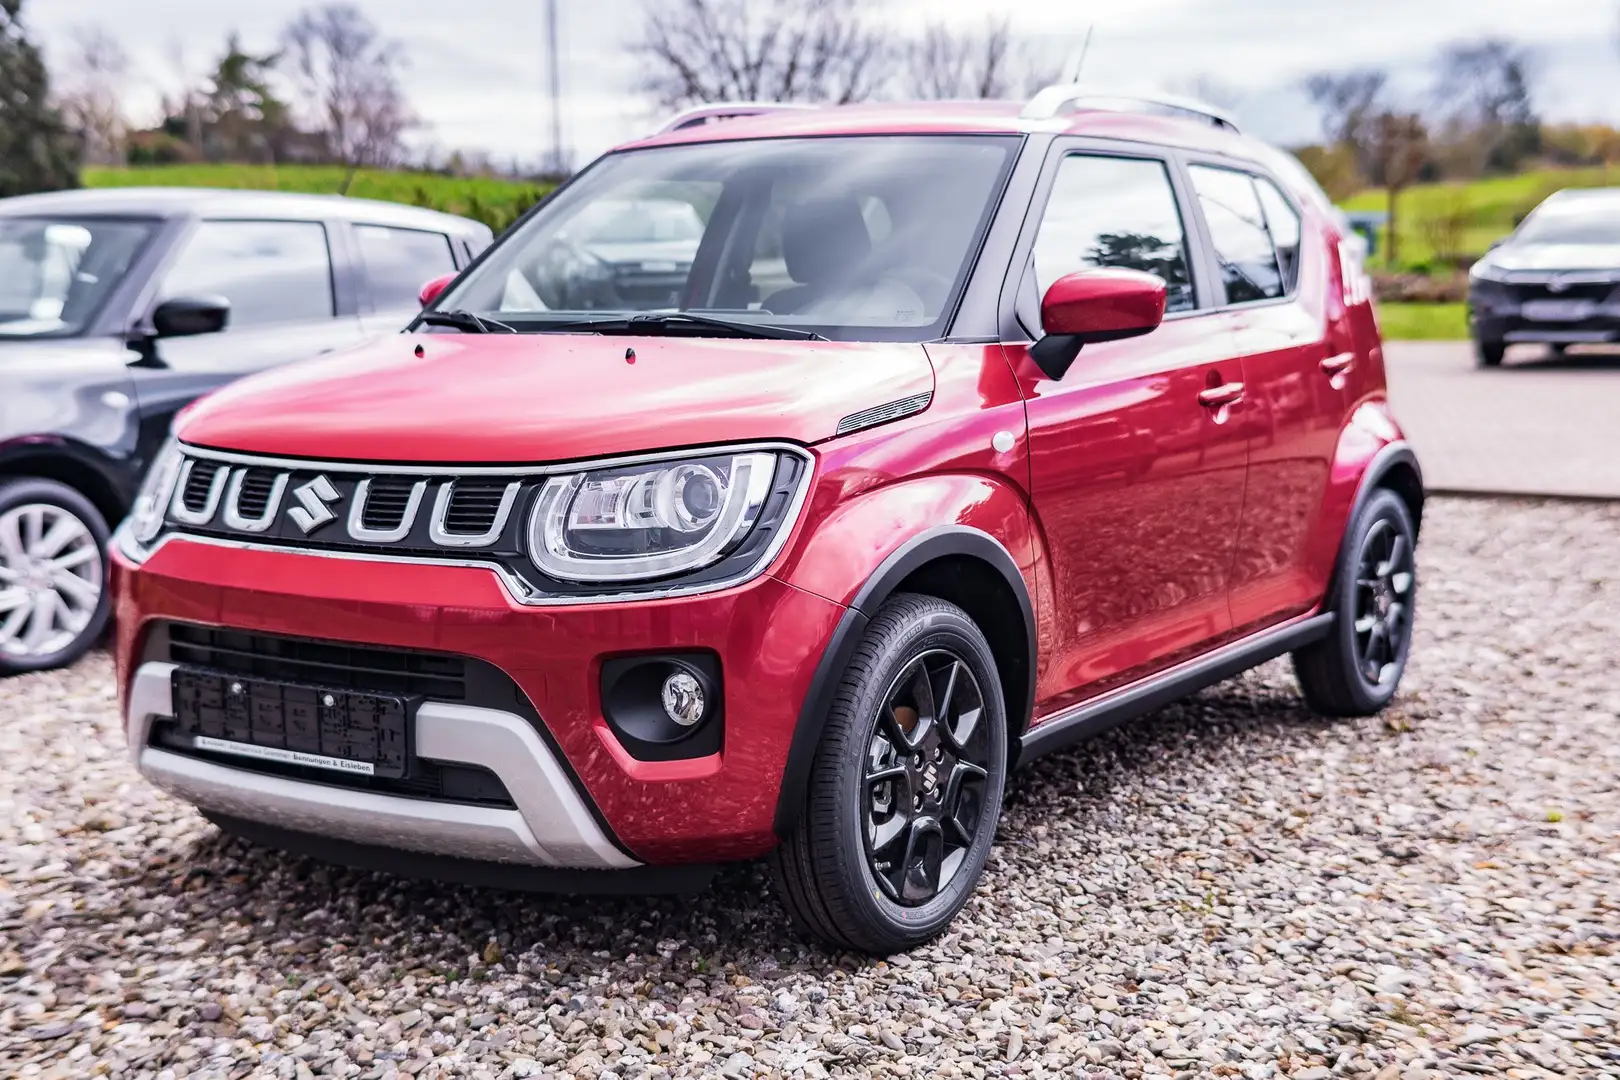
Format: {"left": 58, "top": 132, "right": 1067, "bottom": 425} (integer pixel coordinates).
{"left": 546, "top": 0, "right": 565, "bottom": 175}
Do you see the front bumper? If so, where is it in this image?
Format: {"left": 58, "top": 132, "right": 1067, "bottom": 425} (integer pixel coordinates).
{"left": 1469, "top": 291, "right": 1620, "bottom": 345}
{"left": 113, "top": 537, "right": 846, "bottom": 866}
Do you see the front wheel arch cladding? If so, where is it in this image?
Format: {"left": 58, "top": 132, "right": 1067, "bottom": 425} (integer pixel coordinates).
{"left": 772, "top": 526, "right": 1035, "bottom": 839}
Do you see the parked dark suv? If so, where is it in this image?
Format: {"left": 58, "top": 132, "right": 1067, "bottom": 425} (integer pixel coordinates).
{"left": 0, "top": 188, "right": 491, "bottom": 674}
{"left": 114, "top": 90, "right": 1422, "bottom": 952}
{"left": 1468, "top": 187, "right": 1620, "bottom": 366}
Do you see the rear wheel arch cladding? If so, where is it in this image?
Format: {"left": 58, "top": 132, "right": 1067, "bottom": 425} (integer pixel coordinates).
{"left": 773, "top": 525, "right": 1036, "bottom": 839}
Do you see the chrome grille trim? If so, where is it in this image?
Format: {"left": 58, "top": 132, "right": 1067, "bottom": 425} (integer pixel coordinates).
{"left": 347, "top": 477, "right": 427, "bottom": 542}
{"left": 429, "top": 480, "right": 520, "bottom": 548}
{"left": 169, "top": 458, "right": 229, "bottom": 525}
{"left": 221, "top": 469, "right": 287, "bottom": 533}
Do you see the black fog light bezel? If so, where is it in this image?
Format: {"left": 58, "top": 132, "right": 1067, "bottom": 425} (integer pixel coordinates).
{"left": 599, "top": 652, "right": 723, "bottom": 761}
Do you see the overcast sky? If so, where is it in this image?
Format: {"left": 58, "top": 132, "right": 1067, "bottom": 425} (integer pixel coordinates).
{"left": 27, "top": 0, "right": 1620, "bottom": 168}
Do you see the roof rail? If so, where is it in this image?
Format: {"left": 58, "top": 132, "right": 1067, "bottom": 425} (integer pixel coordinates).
{"left": 655, "top": 102, "right": 818, "bottom": 135}
{"left": 1021, "top": 85, "right": 1239, "bottom": 133}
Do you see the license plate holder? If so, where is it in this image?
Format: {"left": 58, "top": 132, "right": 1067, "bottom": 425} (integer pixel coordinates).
{"left": 170, "top": 668, "right": 413, "bottom": 779}
{"left": 1522, "top": 298, "right": 1595, "bottom": 322}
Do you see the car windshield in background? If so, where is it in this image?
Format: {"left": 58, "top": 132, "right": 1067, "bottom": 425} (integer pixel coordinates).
{"left": 0, "top": 218, "right": 155, "bottom": 338}
{"left": 434, "top": 135, "right": 1019, "bottom": 341}
{"left": 1516, "top": 204, "right": 1620, "bottom": 246}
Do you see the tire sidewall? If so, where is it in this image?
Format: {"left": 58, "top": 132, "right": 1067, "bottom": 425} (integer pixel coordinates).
{"left": 0, "top": 478, "right": 112, "bottom": 675}
{"left": 1332, "top": 488, "right": 1417, "bottom": 712}
{"left": 826, "top": 605, "right": 1007, "bottom": 941}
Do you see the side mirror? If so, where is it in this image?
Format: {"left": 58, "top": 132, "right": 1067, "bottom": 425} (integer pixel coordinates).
{"left": 151, "top": 295, "right": 231, "bottom": 338}
{"left": 419, "top": 273, "right": 457, "bottom": 308}
{"left": 1030, "top": 269, "right": 1167, "bottom": 380}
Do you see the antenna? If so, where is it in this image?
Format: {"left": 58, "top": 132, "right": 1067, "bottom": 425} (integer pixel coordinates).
{"left": 1061, "top": 24, "right": 1095, "bottom": 85}
{"left": 545, "top": 0, "right": 564, "bottom": 174}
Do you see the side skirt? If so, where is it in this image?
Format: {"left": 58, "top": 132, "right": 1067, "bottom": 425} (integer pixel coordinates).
{"left": 1017, "top": 612, "right": 1336, "bottom": 765}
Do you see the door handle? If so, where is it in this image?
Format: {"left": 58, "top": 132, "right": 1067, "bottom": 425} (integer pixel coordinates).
{"left": 1321, "top": 352, "right": 1355, "bottom": 376}
{"left": 1197, "top": 382, "right": 1246, "bottom": 408}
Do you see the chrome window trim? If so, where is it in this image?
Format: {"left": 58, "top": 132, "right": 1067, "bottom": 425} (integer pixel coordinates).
{"left": 138, "top": 441, "right": 817, "bottom": 606}
{"left": 169, "top": 458, "right": 229, "bottom": 526}
{"left": 347, "top": 478, "right": 428, "bottom": 542}
{"left": 221, "top": 469, "right": 288, "bottom": 533}
{"left": 428, "top": 480, "right": 521, "bottom": 548}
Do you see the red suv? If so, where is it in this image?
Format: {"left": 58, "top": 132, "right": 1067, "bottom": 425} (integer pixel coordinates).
{"left": 112, "top": 90, "right": 1422, "bottom": 953}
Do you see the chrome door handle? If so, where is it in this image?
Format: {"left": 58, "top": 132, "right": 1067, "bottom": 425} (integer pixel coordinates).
{"left": 1321, "top": 352, "right": 1355, "bottom": 376}
{"left": 1197, "top": 382, "right": 1246, "bottom": 408}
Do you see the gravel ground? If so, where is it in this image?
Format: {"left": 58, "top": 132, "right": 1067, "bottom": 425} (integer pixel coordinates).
{"left": 2, "top": 496, "right": 1617, "bottom": 1080}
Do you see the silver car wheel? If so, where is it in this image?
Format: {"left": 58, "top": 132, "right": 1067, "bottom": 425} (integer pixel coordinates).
{"left": 0, "top": 502, "right": 105, "bottom": 660}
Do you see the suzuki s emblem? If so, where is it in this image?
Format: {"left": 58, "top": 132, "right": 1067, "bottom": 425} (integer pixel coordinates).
{"left": 288, "top": 475, "right": 341, "bottom": 534}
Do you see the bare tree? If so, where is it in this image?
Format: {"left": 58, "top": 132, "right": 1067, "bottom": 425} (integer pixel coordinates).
{"left": 56, "top": 27, "right": 130, "bottom": 165}
{"left": 1303, "top": 69, "right": 1388, "bottom": 148}
{"left": 281, "top": 3, "right": 414, "bottom": 184}
{"left": 636, "top": 0, "right": 887, "bottom": 109}
{"left": 1432, "top": 38, "right": 1539, "bottom": 173}
{"left": 903, "top": 16, "right": 1059, "bottom": 100}
{"left": 1365, "top": 111, "right": 1430, "bottom": 266}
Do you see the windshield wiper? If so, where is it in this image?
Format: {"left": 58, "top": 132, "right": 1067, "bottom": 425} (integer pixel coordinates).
{"left": 419, "top": 310, "right": 518, "bottom": 334}
{"left": 519, "top": 311, "right": 826, "bottom": 341}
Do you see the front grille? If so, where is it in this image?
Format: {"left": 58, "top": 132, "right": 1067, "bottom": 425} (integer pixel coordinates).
{"left": 166, "top": 623, "right": 467, "bottom": 700}
{"left": 181, "top": 460, "right": 225, "bottom": 512}
{"left": 1511, "top": 281, "right": 1613, "bottom": 302}
{"left": 235, "top": 468, "right": 279, "bottom": 518}
{"left": 442, "top": 480, "right": 510, "bottom": 535}
{"left": 360, "top": 477, "right": 419, "bottom": 532}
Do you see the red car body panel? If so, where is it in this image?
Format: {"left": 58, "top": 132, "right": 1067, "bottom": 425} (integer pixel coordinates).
{"left": 178, "top": 334, "right": 934, "bottom": 462}
{"left": 113, "top": 539, "right": 846, "bottom": 863}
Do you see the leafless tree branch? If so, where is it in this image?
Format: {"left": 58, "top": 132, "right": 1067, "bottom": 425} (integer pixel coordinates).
{"left": 281, "top": 3, "right": 415, "bottom": 174}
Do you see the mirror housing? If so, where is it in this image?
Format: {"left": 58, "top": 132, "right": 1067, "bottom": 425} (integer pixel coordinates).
{"left": 419, "top": 273, "right": 457, "bottom": 308}
{"left": 151, "top": 295, "right": 231, "bottom": 339}
{"left": 1030, "top": 269, "right": 1167, "bottom": 380}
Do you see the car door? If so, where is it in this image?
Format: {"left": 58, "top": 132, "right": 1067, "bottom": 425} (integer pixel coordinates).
{"left": 128, "top": 217, "right": 366, "bottom": 465}
{"left": 1006, "top": 148, "right": 1251, "bottom": 716}
{"left": 1183, "top": 164, "right": 1346, "bottom": 631}
{"left": 350, "top": 223, "right": 461, "bottom": 336}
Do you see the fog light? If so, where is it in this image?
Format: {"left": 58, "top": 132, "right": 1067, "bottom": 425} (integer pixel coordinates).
{"left": 661, "top": 670, "right": 705, "bottom": 727}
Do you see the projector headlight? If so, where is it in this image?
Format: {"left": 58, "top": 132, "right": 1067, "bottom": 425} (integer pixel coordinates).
{"left": 527, "top": 449, "right": 783, "bottom": 582}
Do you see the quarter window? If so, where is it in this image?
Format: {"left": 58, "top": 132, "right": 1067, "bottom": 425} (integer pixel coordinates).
{"left": 357, "top": 225, "right": 457, "bottom": 310}
{"left": 162, "top": 221, "right": 334, "bottom": 327}
{"left": 1255, "top": 178, "right": 1303, "bottom": 294}
{"left": 1189, "top": 166, "right": 1285, "bottom": 304}
{"left": 1032, "top": 155, "right": 1196, "bottom": 314}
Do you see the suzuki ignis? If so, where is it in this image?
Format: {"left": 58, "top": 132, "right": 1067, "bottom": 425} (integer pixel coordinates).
{"left": 114, "top": 89, "right": 1422, "bottom": 952}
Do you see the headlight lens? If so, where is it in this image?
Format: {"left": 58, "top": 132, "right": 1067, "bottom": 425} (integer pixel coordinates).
{"left": 1469, "top": 259, "right": 1512, "bottom": 283}
{"left": 528, "top": 451, "right": 778, "bottom": 582}
{"left": 117, "top": 437, "right": 184, "bottom": 561}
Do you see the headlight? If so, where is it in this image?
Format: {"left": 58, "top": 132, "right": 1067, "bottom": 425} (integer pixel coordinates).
{"left": 1469, "top": 259, "right": 1512, "bottom": 283}
{"left": 115, "top": 437, "right": 184, "bottom": 563}
{"left": 528, "top": 451, "right": 779, "bottom": 582}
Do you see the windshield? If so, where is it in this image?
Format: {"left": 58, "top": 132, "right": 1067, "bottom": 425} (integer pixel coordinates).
{"left": 1516, "top": 203, "right": 1620, "bottom": 246}
{"left": 0, "top": 217, "right": 155, "bottom": 338}
{"left": 434, "top": 135, "right": 1019, "bottom": 340}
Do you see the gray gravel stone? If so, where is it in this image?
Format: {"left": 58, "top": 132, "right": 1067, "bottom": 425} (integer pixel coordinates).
{"left": 2, "top": 497, "right": 1618, "bottom": 1078}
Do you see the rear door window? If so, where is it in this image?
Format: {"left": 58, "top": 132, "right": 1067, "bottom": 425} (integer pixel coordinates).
{"left": 162, "top": 220, "right": 334, "bottom": 327}
{"left": 1032, "top": 154, "right": 1197, "bottom": 314}
{"left": 1188, "top": 166, "right": 1286, "bottom": 304}
{"left": 356, "top": 225, "right": 458, "bottom": 310}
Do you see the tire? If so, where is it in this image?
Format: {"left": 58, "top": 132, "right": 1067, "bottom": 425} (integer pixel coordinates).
{"left": 1292, "top": 488, "right": 1417, "bottom": 717}
{"left": 1474, "top": 337, "right": 1505, "bottom": 368}
{"left": 0, "top": 478, "right": 112, "bottom": 677}
{"left": 770, "top": 593, "right": 1008, "bottom": 953}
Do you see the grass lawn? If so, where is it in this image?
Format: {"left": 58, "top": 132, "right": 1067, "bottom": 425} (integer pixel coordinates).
{"left": 84, "top": 164, "right": 553, "bottom": 232}
{"left": 1342, "top": 166, "right": 1620, "bottom": 269}
{"left": 1376, "top": 302, "right": 1469, "bottom": 341}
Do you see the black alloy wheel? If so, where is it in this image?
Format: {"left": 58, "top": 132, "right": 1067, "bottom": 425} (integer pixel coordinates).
{"left": 863, "top": 649, "right": 992, "bottom": 905}
{"left": 1292, "top": 487, "right": 1418, "bottom": 717}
